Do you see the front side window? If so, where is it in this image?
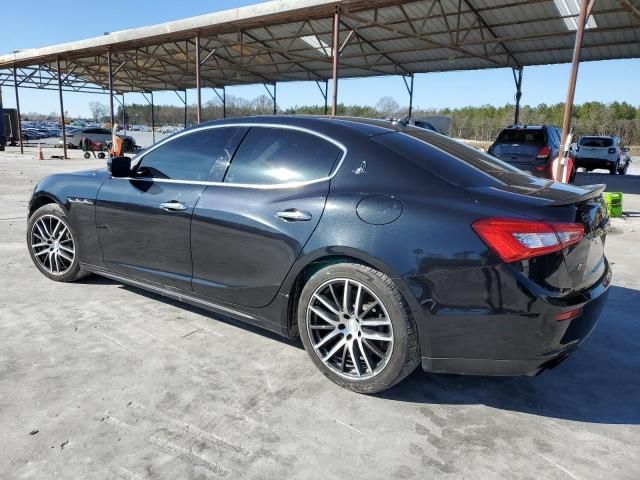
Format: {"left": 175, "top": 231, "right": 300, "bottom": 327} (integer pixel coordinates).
{"left": 136, "top": 127, "right": 246, "bottom": 181}
{"left": 223, "top": 127, "right": 342, "bottom": 185}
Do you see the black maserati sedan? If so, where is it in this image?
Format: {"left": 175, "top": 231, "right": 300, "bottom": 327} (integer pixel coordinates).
{"left": 27, "top": 116, "right": 611, "bottom": 393}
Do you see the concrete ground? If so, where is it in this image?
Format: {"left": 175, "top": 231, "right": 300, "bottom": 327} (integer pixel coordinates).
{"left": 1, "top": 151, "right": 639, "bottom": 480}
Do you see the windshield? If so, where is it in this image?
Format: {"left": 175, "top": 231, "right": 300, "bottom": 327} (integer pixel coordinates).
{"left": 497, "top": 129, "right": 546, "bottom": 144}
{"left": 579, "top": 137, "right": 613, "bottom": 147}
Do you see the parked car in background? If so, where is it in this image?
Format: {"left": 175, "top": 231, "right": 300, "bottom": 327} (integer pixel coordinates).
{"left": 27, "top": 116, "right": 610, "bottom": 393}
{"left": 487, "top": 125, "right": 575, "bottom": 181}
{"left": 574, "top": 135, "right": 631, "bottom": 175}
{"left": 59, "top": 127, "right": 136, "bottom": 151}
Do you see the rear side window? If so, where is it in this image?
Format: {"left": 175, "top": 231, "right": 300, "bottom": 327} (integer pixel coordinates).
{"left": 497, "top": 129, "right": 546, "bottom": 144}
{"left": 136, "top": 127, "right": 246, "bottom": 181}
{"left": 579, "top": 137, "right": 613, "bottom": 147}
{"left": 373, "top": 127, "right": 532, "bottom": 188}
{"left": 224, "top": 127, "right": 341, "bottom": 185}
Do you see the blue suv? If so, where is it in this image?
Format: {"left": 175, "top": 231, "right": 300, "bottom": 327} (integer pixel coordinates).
{"left": 488, "top": 125, "right": 575, "bottom": 181}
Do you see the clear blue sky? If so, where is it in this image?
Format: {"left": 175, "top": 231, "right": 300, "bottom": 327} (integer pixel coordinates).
{"left": 1, "top": 0, "right": 638, "bottom": 117}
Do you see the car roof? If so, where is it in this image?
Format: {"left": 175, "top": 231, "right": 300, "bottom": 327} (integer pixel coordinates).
{"left": 197, "top": 115, "right": 399, "bottom": 138}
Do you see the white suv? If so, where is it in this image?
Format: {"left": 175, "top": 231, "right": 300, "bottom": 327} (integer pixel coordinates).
{"left": 574, "top": 135, "right": 632, "bottom": 175}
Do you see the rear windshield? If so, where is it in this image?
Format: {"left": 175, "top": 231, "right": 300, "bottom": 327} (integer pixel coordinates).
{"left": 373, "top": 127, "right": 534, "bottom": 188}
{"left": 497, "top": 128, "right": 546, "bottom": 144}
{"left": 579, "top": 137, "right": 613, "bottom": 147}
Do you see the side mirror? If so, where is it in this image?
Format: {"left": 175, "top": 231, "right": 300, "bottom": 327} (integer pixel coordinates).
{"left": 108, "top": 156, "right": 132, "bottom": 177}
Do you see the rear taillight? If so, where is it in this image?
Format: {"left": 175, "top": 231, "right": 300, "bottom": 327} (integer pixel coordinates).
{"left": 608, "top": 148, "right": 616, "bottom": 154}
{"left": 472, "top": 218, "right": 585, "bottom": 263}
{"left": 537, "top": 145, "right": 551, "bottom": 159}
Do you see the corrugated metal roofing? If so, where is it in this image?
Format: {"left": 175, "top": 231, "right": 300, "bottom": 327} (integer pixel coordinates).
{"left": 0, "top": 0, "right": 638, "bottom": 93}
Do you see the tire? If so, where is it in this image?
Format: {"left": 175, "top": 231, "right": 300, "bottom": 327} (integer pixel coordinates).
{"left": 83, "top": 152, "right": 90, "bottom": 159}
{"left": 123, "top": 139, "right": 134, "bottom": 153}
{"left": 618, "top": 162, "right": 628, "bottom": 175}
{"left": 297, "top": 262, "right": 420, "bottom": 394}
{"left": 97, "top": 152, "right": 106, "bottom": 159}
{"left": 27, "top": 203, "right": 90, "bottom": 282}
{"left": 610, "top": 160, "right": 619, "bottom": 175}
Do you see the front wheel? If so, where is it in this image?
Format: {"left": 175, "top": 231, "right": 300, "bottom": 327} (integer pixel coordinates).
{"left": 298, "top": 263, "right": 420, "bottom": 394}
{"left": 27, "top": 203, "right": 89, "bottom": 282}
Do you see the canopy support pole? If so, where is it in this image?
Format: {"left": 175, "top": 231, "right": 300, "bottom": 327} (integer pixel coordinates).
{"left": 512, "top": 66, "right": 524, "bottom": 125}
{"left": 402, "top": 73, "right": 414, "bottom": 118}
{"left": 213, "top": 87, "right": 226, "bottom": 118}
{"left": 557, "top": 0, "right": 591, "bottom": 182}
{"left": 141, "top": 92, "right": 156, "bottom": 143}
{"left": 150, "top": 92, "right": 155, "bottom": 143}
{"left": 142, "top": 92, "right": 156, "bottom": 144}
{"left": 263, "top": 83, "right": 276, "bottom": 115}
{"left": 56, "top": 58, "right": 67, "bottom": 159}
{"left": 107, "top": 48, "right": 115, "bottom": 129}
{"left": 331, "top": 6, "right": 340, "bottom": 116}
{"left": 195, "top": 32, "right": 202, "bottom": 124}
{"left": 315, "top": 80, "right": 329, "bottom": 115}
{"left": 175, "top": 90, "right": 187, "bottom": 128}
{"left": 13, "top": 66, "right": 23, "bottom": 154}
{"left": 222, "top": 87, "right": 226, "bottom": 118}
{"left": 121, "top": 94, "right": 126, "bottom": 133}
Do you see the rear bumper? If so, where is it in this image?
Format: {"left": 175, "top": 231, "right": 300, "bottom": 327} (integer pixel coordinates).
{"left": 408, "top": 259, "right": 612, "bottom": 377}
{"left": 575, "top": 157, "right": 616, "bottom": 169}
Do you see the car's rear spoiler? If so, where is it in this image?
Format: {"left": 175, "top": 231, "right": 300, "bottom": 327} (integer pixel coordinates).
{"left": 548, "top": 184, "right": 606, "bottom": 206}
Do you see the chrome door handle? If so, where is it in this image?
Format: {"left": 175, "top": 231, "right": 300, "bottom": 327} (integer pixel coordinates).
{"left": 160, "top": 201, "right": 188, "bottom": 211}
{"left": 276, "top": 209, "right": 312, "bottom": 222}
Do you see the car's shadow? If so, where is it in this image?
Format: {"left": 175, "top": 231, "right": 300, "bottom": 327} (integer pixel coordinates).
{"left": 380, "top": 285, "right": 640, "bottom": 425}
{"left": 80, "top": 276, "right": 639, "bottom": 424}
{"left": 77, "top": 275, "right": 301, "bottom": 348}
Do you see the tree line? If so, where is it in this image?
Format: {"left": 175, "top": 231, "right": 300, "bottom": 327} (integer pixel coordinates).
{"left": 22, "top": 96, "right": 640, "bottom": 144}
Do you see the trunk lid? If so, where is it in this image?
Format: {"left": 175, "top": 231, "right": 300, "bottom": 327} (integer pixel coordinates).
{"left": 563, "top": 193, "right": 609, "bottom": 291}
{"left": 468, "top": 180, "right": 609, "bottom": 290}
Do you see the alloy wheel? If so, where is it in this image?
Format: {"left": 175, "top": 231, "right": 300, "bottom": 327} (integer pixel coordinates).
{"left": 306, "top": 278, "right": 394, "bottom": 380}
{"left": 30, "top": 214, "right": 75, "bottom": 276}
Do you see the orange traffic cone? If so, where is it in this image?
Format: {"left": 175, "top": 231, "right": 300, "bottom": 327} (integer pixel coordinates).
{"left": 37, "top": 144, "right": 44, "bottom": 160}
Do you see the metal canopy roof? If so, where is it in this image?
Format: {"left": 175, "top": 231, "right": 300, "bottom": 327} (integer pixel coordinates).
{"left": 1, "top": 0, "right": 639, "bottom": 94}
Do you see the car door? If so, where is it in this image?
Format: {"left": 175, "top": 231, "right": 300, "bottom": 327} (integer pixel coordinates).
{"left": 95, "top": 126, "right": 247, "bottom": 290}
{"left": 191, "top": 125, "right": 345, "bottom": 308}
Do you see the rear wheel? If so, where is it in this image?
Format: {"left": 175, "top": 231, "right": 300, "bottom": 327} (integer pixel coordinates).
{"left": 610, "top": 160, "right": 619, "bottom": 175}
{"left": 27, "top": 204, "right": 89, "bottom": 282}
{"left": 298, "top": 263, "right": 420, "bottom": 394}
{"left": 123, "top": 139, "right": 134, "bottom": 152}
{"left": 618, "top": 161, "right": 628, "bottom": 175}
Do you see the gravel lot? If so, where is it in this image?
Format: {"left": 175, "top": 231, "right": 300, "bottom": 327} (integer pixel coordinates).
{"left": 1, "top": 151, "right": 639, "bottom": 480}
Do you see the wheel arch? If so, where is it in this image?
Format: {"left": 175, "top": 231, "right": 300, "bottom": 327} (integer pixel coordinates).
{"left": 28, "top": 192, "right": 66, "bottom": 218}
{"left": 282, "top": 248, "right": 420, "bottom": 339}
